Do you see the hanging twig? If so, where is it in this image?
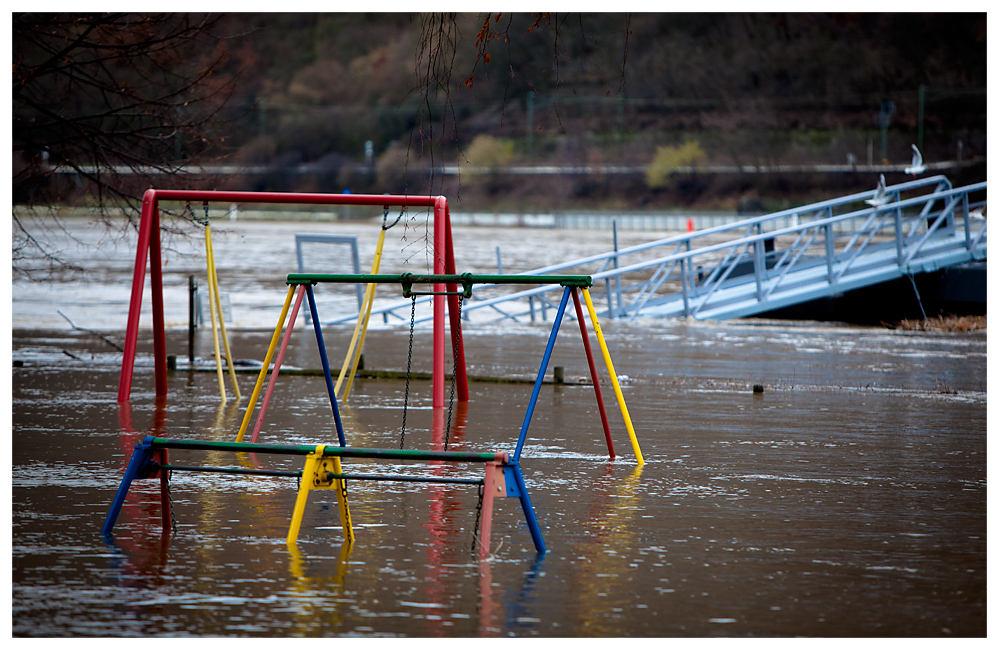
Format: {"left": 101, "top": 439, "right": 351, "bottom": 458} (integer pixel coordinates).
{"left": 57, "top": 310, "right": 124, "bottom": 352}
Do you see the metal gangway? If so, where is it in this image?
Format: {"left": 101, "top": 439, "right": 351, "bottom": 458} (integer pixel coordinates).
{"left": 325, "top": 175, "right": 986, "bottom": 324}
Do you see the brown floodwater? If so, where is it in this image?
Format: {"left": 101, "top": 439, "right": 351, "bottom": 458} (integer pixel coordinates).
{"left": 11, "top": 215, "right": 988, "bottom": 636}
{"left": 11, "top": 313, "right": 987, "bottom": 637}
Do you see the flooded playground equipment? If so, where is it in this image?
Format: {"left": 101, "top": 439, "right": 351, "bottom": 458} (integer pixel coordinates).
{"left": 117, "top": 189, "right": 459, "bottom": 406}
{"left": 101, "top": 436, "right": 534, "bottom": 556}
{"left": 107, "top": 190, "right": 643, "bottom": 556}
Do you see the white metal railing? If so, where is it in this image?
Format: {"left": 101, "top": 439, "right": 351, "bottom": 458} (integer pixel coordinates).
{"left": 321, "top": 175, "right": 985, "bottom": 325}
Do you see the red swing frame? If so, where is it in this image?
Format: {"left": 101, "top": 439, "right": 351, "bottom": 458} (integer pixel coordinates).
{"left": 117, "top": 188, "right": 468, "bottom": 409}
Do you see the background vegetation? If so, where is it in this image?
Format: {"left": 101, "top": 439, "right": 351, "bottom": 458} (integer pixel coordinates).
{"left": 14, "top": 12, "right": 987, "bottom": 214}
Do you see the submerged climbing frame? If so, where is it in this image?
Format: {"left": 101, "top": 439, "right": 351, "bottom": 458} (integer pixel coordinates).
{"left": 254, "top": 273, "right": 642, "bottom": 463}
{"left": 101, "top": 436, "right": 543, "bottom": 556}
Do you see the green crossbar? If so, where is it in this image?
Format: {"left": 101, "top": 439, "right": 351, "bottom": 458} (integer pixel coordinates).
{"left": 146, "top": 437, "right": 504, "bottom": 463}
{"left": 285, "top": 272, "right": 592, "bottom": 288}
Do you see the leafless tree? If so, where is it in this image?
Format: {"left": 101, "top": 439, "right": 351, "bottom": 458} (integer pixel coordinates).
{"left": 411, "top": 12, "right": 632, "bottom": 165}
{"left": 12, "top": 13, "right": 238, "bottom": 274}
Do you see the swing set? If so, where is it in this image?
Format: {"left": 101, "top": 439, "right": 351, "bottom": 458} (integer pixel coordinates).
{"left": 243, "top": 272, "right": 644, "bottom": 463}
{"left": 108, "top": 189, "right": 644, "bottom": 555}
{"left": 118, "top": 189, "right": 466, "bottom": 410}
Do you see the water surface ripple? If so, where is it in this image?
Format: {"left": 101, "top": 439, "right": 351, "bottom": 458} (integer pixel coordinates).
{"left": 11, "top": 218, "right": 986, "bottom": 637}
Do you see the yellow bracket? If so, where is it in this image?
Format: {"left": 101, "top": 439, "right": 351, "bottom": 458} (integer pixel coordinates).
{"left": 287, "top": 445, "right": 354, "bottom": 545}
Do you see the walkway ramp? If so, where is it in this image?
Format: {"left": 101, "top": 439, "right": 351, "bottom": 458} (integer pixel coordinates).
{"left": 338, "top": 175, "right": 987, "bottom": 324}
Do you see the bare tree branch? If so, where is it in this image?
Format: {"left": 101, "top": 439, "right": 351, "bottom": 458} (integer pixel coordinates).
{"left": 12, "top": 12, "right": 243, "bottom": 273}
{"left": 13, "top": 13, "right": 235, "bottom": 215}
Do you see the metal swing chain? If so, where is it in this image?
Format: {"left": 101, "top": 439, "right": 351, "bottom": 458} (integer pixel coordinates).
{"left": 165, "top": 469, "right": 179, "bottom": 533}
{"left": 399, "top": 295, "right": 417, "bottom": 449}
{"left": 471, "top": 482, "right": 484, "bottom": 552}
{"left": 186, "top": 201, "right": 210, "bottom": 227}
{"left": 383, "top": 206, "right": 404, "bottom": 231}
{"left": 444, "top": 293, "right": 463, "bottom": 451}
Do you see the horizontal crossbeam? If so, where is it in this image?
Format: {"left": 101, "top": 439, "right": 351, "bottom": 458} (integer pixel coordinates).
{"left": 325, "top": 472, "right": 484, "bottom": 486}
{"left": 145, "top": 436, "right": 508, "bottom": 463}
{"left": 157, "top": 463, "right": 485, "bottom": 486}
{"left": 285, "top": 272, "right": 593, "bottom": 289}
{"left": 161, "top": 464, "right": 301, "bottom": 478}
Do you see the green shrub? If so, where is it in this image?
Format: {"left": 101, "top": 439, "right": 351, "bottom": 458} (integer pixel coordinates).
{"left": 464, "top": 134, "right": 515, "bottom": 170}
{"left": 645, "top": 141, "right": 707, "bottom": 189}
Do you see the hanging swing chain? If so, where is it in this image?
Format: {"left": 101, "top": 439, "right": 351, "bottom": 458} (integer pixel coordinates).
{"left": 399, "top": 294, "right": 417, "bottom": 450}
{"left": 471, "top": 481, "right": 484, "bottom": 552}
{"left": 165, "top": 469, "right": 179, "bottom": 533}
{"left": 400, "top": 290, "right": 461, "bottom": 451}
{"left": 382, "top": 205, "right": 404, "bottom": 231}
{"left": 187, "top": 201, "right": 211, "bottom": 227}
{"left": 444, "top": 293, "right": 463, "bottom": 451}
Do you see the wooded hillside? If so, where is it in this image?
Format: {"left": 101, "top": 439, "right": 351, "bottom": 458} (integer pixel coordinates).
{"left": 15, "top": 12, "right": 987, "bottom": 212}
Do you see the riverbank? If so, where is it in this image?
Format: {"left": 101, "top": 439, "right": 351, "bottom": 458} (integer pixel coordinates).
{"left": 886, "top": 314, "right": 987, "bottom": 332}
